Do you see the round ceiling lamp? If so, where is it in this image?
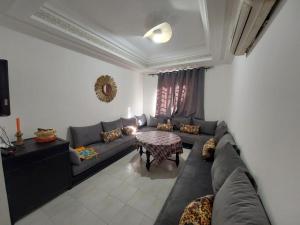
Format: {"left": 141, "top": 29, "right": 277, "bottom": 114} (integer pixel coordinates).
{"left": 143, "top": 22, "right": 172, "bottom": 44}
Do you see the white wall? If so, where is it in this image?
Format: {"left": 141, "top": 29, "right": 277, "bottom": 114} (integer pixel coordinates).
{"left": 204, "top": 65, "right": 232, "bottom": 121}
{"left": 0, "top": 26, "right": 143, "bottom": 140}
{"left": 205, "top": 1, "right": 300, "bottom": 224}
{"left": 142, "top": 75, "right": 157, "bottom": 117}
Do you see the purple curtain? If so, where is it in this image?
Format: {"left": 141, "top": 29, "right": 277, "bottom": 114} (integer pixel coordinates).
{"left": 155, "top": 68, "right": 205, "bottom": 119}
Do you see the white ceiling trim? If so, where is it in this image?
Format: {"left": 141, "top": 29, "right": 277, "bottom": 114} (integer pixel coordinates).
{"left": 29, "top": 2, "right": 213, "bottom": 71}
{"left": 32, "top": 6, "right": 148, "bottom": 66}
{"left": 0, "top": 0, "right": 234, "bottom": 72}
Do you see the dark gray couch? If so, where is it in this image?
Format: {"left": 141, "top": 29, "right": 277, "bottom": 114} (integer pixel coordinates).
{"left": 154, "top": 128, "right": 271, "bottom": 225}
{"left": 69, "top": 115, "right": 216, "bottom": 184}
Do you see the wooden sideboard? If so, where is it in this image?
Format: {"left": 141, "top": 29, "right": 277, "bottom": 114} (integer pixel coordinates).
{"left": 1, "top": 138, "right": 71, "bottom": 224}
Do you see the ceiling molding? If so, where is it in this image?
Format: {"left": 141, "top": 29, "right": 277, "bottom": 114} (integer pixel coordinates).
{"left": 0, "top": 0, "right": 234, "bottom": 71}
{"left": 32, "top": 6, "right": 147, "bottom": 67}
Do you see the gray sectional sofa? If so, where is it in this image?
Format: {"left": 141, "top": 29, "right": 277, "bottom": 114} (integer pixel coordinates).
{"left": 154, "top": 124, "right": 271, "bottom": 225}
{"left": 68, "top": 114, "right": 218, "bottom": 184}
{"left": 69, "top": 114, "right": 271, "bottom": 225}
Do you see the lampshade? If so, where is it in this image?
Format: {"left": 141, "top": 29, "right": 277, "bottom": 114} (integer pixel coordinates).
{"left": 143, "top": 22, "right": 172, "bottom": 44}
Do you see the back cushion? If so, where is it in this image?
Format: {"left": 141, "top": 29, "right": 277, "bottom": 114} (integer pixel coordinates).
{"left": 215, "top": 133, "right": 237, "bottom": 158}
{"left": 149, "top": 116, "right": 166, "bottom": 127}
{"left": 214, "top": 121, "right": 228, "bottom": 142}
{"left": 192, "top": 118, "right": 217, "bottom": 135}
{"left": 70, "top": 123, "right": 103, "bottom": 148}
{"left": 212, "top": 168, "right": 271, "bottom": 225}
{"left": 135, "top": 114, "right": 147, "bottom": 127}
{"left": 102, "top": 119, "right": 123, "bottom": 132}
{"left": 211, "top": 143, "right": 248, "bottom": 193}
{"left": 121, "top": 117, "right": 137, "bottom": 127}
{"left": 172, "top": 117, "right": 191, "bottom": 130}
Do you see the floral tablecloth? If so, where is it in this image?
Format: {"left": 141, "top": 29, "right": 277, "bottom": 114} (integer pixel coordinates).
{"left": 136, "top": 131, "right": 183, "bottom": 164}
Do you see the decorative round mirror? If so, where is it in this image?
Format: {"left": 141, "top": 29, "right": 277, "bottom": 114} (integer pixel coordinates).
{"left": 95, "top": 75, "right": 117, "bottom": 102}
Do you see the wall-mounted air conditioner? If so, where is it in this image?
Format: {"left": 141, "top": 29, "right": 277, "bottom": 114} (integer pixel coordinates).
{"left": 230, "top": 0, "right": 277, "bottom": 55}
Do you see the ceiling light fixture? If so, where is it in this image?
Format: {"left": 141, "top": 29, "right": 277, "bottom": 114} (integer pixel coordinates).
{"left": 143, "top": 22, "right": 172, "bottom": 44}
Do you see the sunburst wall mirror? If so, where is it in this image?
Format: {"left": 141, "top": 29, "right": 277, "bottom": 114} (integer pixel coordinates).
{"left": 95, "top": 75, "right": 117, "bottom": 103}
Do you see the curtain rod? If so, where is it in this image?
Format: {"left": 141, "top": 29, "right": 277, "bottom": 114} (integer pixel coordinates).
{"left": 148, "top": 66, "right": 213, "bottom": 76}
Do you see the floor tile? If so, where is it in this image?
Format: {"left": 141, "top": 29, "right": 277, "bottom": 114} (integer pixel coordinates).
{"left": 127, "top": 190, "right": 158, "bottom": 219}
{"left": 140, "top": 215, "right": 155, "bottom": 225}
{"left": 108, "top": 205, "right": 144, "bottom": 225}
{"left": 15, "top": 210, "right": 54, "bottom": 225}
{"left": 90, "top": 195, "right": 125, "bottom": 224}
{"left": 16, "top": 148, "right": 190, "bottom": 225}
{"left": 110, "top": 182, "right": 138, "bottom": 203}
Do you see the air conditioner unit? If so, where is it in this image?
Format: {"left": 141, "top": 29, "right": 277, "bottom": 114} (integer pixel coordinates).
{"left": 230, "top": 0, "right": 277, "bottom": 55}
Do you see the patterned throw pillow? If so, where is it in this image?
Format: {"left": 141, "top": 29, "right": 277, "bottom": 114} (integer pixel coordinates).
{"left": 74, "top": 146, "right": 98, "bottom": 160}
{"left": 202, "top": 138, "right": 216, "bottom": 160}
{"left": 179, "top": 195, "right": 214, "bottom": 225}
{"left": 122, "top": 126, "right": 137, "bottom": 135}
{"left": 180, "top": 124, "right": 200, "bottom": 135}
{"left": 101, "top": 128, "right": 122, "bottom": 143}
{"left": 157, "top": 123, "right": 173, "bottom": 131}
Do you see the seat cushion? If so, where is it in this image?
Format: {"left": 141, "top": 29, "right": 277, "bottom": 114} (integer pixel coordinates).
{"left": 72, "top": 136, "right": 136, "bottom": 176}
{"left": 69, "top": 149, "right": 81, "bottom": 165}
{"left": 70, "top": 123, "right": 103, "bottom": 148}
{"left": 172, "top": 117, "right": 191, "bottom": 130}
{"left": 212, "top": 168, "right": 271, "bottom": 225}
{"left": 138, "top": 126, "right": 158, "bottom": 132}
{"left": 173, "top": 131, "right": 211, "bottom": 145}
{"left": 211, "top": 143, "right": 248, "bottom": 193}
{"left": 154, "top": 141, "right": 214, "bottom": 225}
{"left": 102, "top": 119, "right": 123, "bottom": 132}
{"left": 192, "top": 118, "right": 217, "bottom": 135}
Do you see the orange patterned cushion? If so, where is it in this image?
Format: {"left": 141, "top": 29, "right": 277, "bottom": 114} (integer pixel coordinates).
{"left": 179, "top": 195, "right": 214, "bottom": 225}
{"left": 157, "top": 123, "right": 173, "bottom": 131}
{"left": 122, "top": 126, "right": 137, "bottom": 135}
{"left": 180, "top": 124, "right": 200, "bottom": 135}
{"left": 101, "top": 128, "right": 122, "bottom": 143}
{"left": 202, "top": 138, "right": 216, "bottom": 160}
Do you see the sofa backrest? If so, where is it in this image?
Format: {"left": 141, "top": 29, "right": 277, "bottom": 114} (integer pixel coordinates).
{"left": 212, "top": 168, "right": 271, "bottom": 225}
{"left": 69, "top": 122, "right": 103, "bottom": 148}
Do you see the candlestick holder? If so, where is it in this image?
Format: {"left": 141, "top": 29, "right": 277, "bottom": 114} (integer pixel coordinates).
{"left": 15, "top": 131, "right": 24, "bottom": 146}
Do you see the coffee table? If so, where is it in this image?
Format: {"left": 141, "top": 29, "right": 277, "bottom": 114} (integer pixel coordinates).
{"left": 136, "top": 131, "right": 183, "bottom": 170}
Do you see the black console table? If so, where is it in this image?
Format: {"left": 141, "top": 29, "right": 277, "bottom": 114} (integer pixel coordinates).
{"left": 1, "top": 138, "right": 71, "bottom": 224}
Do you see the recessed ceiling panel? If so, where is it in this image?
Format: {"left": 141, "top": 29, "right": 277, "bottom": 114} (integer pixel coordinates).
{"left": 47, "top": 0, "right": 206, "bottom": 59}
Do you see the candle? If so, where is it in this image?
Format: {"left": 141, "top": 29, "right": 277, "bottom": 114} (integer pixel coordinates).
{"left": 16, "top": 117, "right": 20, "bottom": 132}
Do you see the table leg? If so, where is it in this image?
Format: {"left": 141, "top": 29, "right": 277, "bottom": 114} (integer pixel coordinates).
{"left": 139, "top": 146, "right": 143, "bottom": 156}
{"left": 176, "top": 153, "right": 179, "bottom": 167}
{"left": 146, "top": 151, "right": 151, "bottom": 171}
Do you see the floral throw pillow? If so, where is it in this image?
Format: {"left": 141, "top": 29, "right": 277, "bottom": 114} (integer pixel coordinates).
{"left": 180, "top": 124, "right": 200, "bottom": 135}
{"left": 157, "top": 123, "right": 173, "bottom": 132}
{"left": 101, "top": 128, "right": 122, "bottom": 143}
{"left": 122, "top": 126, "right": 137, "bottom": 135}
{"left": 202, "top": 138, "right": 216, "bottom": 160}
{"left": 179, "top": 195, "right": 214, "bottom": 225}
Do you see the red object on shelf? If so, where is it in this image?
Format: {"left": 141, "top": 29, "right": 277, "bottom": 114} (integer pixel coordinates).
{"left": 35, "top": 136, "right": 57, "bottom": 143}
{"left": 16, "top": 118, "right": 20, "bottom": 132}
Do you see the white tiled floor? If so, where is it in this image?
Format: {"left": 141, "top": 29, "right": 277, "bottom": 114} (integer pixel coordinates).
{"left": 16, "top": 149, "right": 190, "bottom": 225}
